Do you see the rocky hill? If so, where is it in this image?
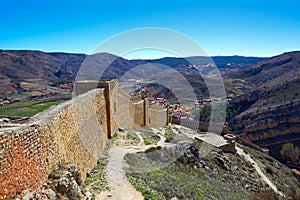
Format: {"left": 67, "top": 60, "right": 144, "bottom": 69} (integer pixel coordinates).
{"left": 228, "top": 51, "right": 300, "bottom": 163}
{"left": 87, "top": 126, "right": 300, "bottom": 200}
{"left": 0, "top": 50, "right": 85, "bottom": 97}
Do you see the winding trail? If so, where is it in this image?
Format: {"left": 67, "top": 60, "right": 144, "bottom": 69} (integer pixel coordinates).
{"left": 135, "top": 132, "right": 144, "bottom": 146}
{"left": 96, "top": 125, "right": 284, "bottom": 199}
{"left": 151, "top": 128, "right": 166, "bottom": 145}
{"left": 96, "top": 130, "right": 166, "bottom": 200}
{"left": 171, "top": 125, "right": 285, "bottom": 197}
{"left": 96, "top": 146, "right": 145, "bottom": 200}
{"left": 236, "top": 147, "right": 285, "bottom": 197}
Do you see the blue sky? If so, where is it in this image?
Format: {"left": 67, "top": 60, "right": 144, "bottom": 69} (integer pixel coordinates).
{"left": 1, "top": 0, "right": 300, "bottom": 58}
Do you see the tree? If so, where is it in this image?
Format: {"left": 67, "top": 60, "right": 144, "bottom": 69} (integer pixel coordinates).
{"left": 280, "top": 143, "right": 300, "bottom": 164}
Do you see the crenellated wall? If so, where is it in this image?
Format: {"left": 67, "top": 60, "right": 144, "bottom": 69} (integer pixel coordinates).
{"left": 0, "top": 80, "right": 168, "bottom": 199}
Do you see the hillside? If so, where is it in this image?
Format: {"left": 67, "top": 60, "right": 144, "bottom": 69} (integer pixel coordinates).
{"left": 228, "top": 51, "right": 300, "bottom": 165}
{"left": 84, "top": 126, "right": 300, "bottom": 200}
{"left": 1, "top": 50, "right": 299, "bottom": 154}
{"left": 0, "top": 50, "right": 264, "bottom": 99}
{"left": 145, "top": 55, "right": 264, "bottom": 70}
{"left": 0, "top": 50, "right": 85, "bottom": 98}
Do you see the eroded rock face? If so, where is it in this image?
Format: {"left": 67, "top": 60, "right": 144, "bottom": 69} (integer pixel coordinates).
{"left": 48, "top": 164, "right": 83, "bottom": 200}
{"left": 231, "top": 99, "right": 300, "bottom": 161}
{"left": 232, "top": 100, "right": 300, "bottom": 141}
{"left": 228, "top": 52, "right": 300, "bottom": 150}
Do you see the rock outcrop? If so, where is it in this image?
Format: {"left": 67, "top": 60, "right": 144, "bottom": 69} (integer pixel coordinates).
{"left": 229, "top": 51, "right": 300, "bottom": 161}
{"left": 21, "top": 165, "right": 92, "bottom": 200}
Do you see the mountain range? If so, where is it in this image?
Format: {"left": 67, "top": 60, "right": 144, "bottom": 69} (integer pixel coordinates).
{"left": 1, "top": 49, "right": 299, "bottom": 167}
{"left": 0, "top": 49, "right": 264, "bottom": 97}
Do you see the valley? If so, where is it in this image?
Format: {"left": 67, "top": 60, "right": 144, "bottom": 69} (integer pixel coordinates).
{"left": 1, "top": 49, "right": 299, "bottom": 170}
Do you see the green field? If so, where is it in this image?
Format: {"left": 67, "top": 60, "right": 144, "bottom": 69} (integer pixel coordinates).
{"left": 0, "top": 100, "right": 65, "bottom": 117}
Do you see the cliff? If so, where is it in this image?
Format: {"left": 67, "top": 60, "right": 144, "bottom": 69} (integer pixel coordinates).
{"left": 229, "top": 51, "right": 300, "bottom": 159}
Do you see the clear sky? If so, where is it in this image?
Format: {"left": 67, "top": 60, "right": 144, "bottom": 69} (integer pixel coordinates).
{"left": 1, "top": 0, "right": 300, "bottom": 58}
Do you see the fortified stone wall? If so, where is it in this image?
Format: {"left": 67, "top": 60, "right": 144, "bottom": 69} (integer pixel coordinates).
{"left": 0, "top": 80, "right": 169, "bottom": 199}
{"left": 131, "top": 100, "right": 145, "bottom": 127}
{"left": 75, "top": 80, "right": 167, "bottom": 130}
{"left": 74, "top": 80, "right": 119, "bottom": 138}
{"left": 0, "top": 89, "right": 107, "bottom": 199}
{"left": 0, "top": 126, "right": 46, "bottom": 199}
{"left": 113, "top": 87, "right": 150, "bottom": 129}
{"left": 149, "top": 106, "right": 168, "bottom": 128}
{"left": 113, "top": 87, "right": 135, "bottom": 129}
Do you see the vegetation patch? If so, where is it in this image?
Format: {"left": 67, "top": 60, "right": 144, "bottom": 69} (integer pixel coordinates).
{"left": 164, "top": 129, "right": 176, "bottom": 142}
{"left": 125, "top": 141, "right": 276, "bottom": 199}
{"left": 135, "top": 128, "right": 161, "bottom": 145}
{"left": 127, "top": 175, "right": 160, "bottom": 200}
{"left": 83, "top": 159, "right": 109, "bottom": 194}
{"left": 0, "top": 99, "right": 65, "bottom": 117}
{"left": 126, "top": 131, "right": 141, "bottom": 145}
{"left": 238, "top": 144, "right": 300, "bottom": 198}
{"left": 83, "top": 133, "right": 120, "bottom": 195}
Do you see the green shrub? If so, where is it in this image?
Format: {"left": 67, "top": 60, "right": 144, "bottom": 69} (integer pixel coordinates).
{"left": 165, "top": 130, "right": 176, "bottom": 142}
{"left": 264, "top": 165, "right": 274, "bottom": 175}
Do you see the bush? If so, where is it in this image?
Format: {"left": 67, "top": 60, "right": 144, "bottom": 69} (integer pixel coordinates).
{"left": 264, "top": 165, "right": 274, "bottom": 175}
{"left": 164, "top": 129, "right": 176, "bottom": 142}
{"left": 280, "top": 143, "right": 300, "bottom": 164}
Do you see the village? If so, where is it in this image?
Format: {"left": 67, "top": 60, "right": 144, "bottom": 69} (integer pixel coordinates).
{"left": 131, "top": 83, "right": 220, "bottom": 122}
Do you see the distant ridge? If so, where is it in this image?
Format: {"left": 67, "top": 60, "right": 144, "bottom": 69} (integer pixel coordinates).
{"left": 0, "top": 49, "right": 265, "bottom": 97}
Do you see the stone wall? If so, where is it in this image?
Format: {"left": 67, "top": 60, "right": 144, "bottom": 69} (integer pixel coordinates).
{"left": 0, "top": 126, "right": 46, "bottom": 199}
{"left": 74, "top": 80, "right": 119, "bottom": 138}
{"left": 131, "top": 100, "right": 145, "bottom": 127}
{"left": 113, "top": 87, "right": 135, "bottom": 129}
{"left": 0, "top": 89, "right": 107, "bottom": 199}
{"left": 113, "top": 87, "right": 151, "bottom": 129}
{"left": 149, "top": 106, "right": 168, "bottom": 128}
{"left": 75, "top": 80, "right": 168, "bottom": 130}
{"left": 0, "top": 80, "right": 169, "bottom": 199}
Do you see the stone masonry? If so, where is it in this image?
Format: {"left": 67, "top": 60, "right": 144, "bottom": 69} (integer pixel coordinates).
{"left": 0, "top": 80, "right": 168, "bottom": 199}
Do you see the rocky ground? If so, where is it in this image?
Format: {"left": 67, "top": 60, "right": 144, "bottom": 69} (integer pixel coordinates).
{"left": 19, "top": 125, "right": 300, "bottom": 200}
{"left": 83, "top": 125, "right": 300, "bottom": 200}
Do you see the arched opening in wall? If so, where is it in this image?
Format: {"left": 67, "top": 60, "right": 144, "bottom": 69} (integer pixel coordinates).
{"left": 114, "top": 102, "right": 117, "bottom": 112}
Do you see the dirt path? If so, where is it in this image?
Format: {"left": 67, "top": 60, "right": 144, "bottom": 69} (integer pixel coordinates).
{"left": 96, "top": 130, "right": 166, "bottom": 200}
{"left": 236, "top": 147, "right": 285, "bottom": 197}
{"left": 96, "top": 146, "right": 145, "bottom": 200}
{"left": 135, "top": 132, "right": 144, "bottom": 146}
{"left": 171, "top": 125, "right": 285, "bottom": 197}
{"left": 151, "top": 128, "right": 166, "bottom": 145}
{"left": 95, "top": 125, "right": 285, "bottom": 199}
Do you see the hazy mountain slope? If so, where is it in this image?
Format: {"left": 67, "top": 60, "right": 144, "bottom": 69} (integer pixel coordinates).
{"left": 0, "top": 50, "right": 86, "bottom": 96}
{"left": 1, "top": 49, "right": 299, "bottom": 165}
{"left": 0, "top": 50, "right": 146, "bottom": 97}
{"left": 145, "top": 55, "right": 264, "bottom": 69}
